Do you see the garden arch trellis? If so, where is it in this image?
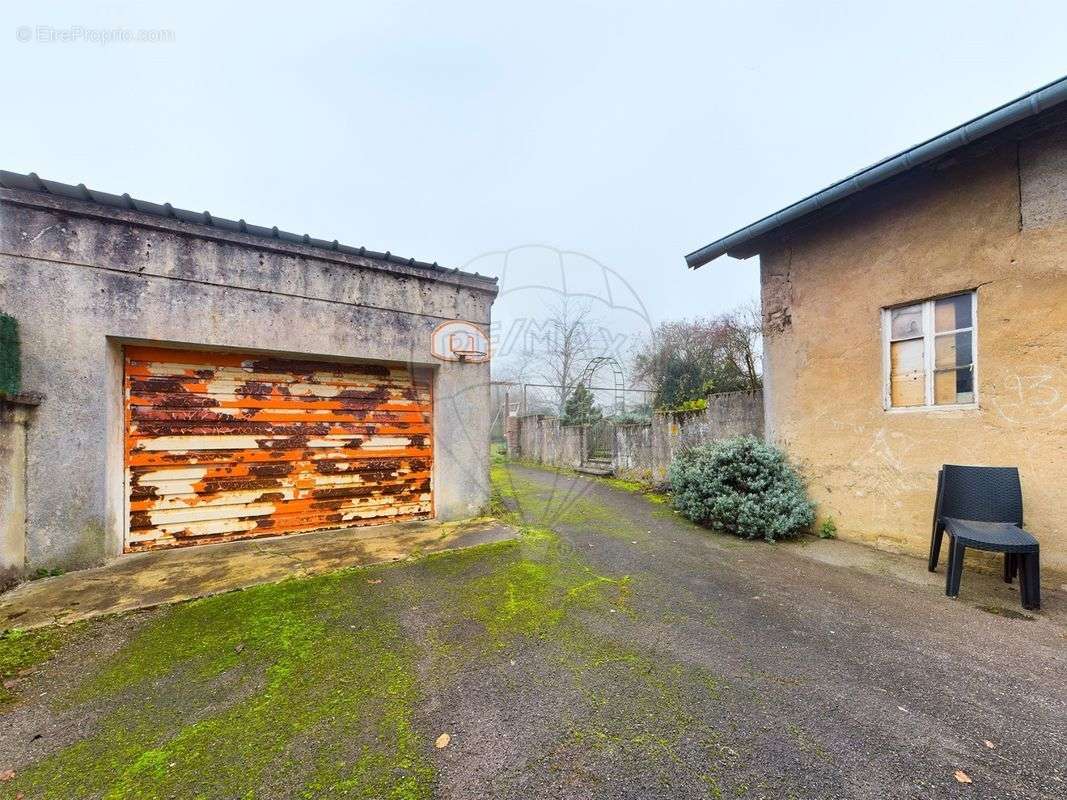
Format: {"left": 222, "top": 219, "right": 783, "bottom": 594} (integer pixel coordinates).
{"left": 577, "top": 356, "right": 626, "bottom": 416}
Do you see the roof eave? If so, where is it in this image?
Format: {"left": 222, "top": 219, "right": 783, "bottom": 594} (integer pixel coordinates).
{"left": 685, "top": 73, "right": 1067, "bottom": 269}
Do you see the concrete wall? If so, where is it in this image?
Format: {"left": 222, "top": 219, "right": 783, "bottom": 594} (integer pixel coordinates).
{"left": 516, "top": 415, "right": 584, "bottom": 469}
{"left": 613, "top": 423, "right": 653, "bottom": 482}
{"left": 512, "top": 390, "right": 764, "bottom": 484}
{"left": 758, "top": 121, "right": 1067, "bottom": 571}
{"left": 0, "top": 189, "right": 497, "bottom": 573}
{"left": 650, "top": 392, "right": 765, "bottom": 483}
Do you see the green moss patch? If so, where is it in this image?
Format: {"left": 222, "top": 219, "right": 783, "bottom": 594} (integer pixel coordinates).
{"left": 0, "top": 625, "right": 81, "bottom": 707}
{"left": 437, "top": 529, "right": 630, "bottom": 648}
{"left": 595, "top": 475, "right": 670, "bottom": 506}
{"left": 5, "top": 573, "right": 434, "bottom": 800}
{"left": 4, "top": 459, "right": 740, "bottom": 798}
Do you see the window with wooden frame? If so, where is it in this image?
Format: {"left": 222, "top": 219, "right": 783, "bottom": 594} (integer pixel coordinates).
{"left": 882, "top": 292, "right": 977, "bottom": 410}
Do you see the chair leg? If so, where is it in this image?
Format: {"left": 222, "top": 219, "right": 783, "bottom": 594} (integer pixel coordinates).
{"left": 1019, "top": 555, "right": 1032, "bottom": 609}
{"left": 1030, "top": 552, "right": 1042, "bottom": 610}
{"left": 1003, "top": 553, "right": 1016, "bottom": 584}
{"left": 928, "top": 525, "right": 944, "bottom": 572}
{"left": 946, "top": 538, "right": 965, "bottom": 598}
{"left": 1020, "top": 552, "right": 1041, "bottom": 611}
{"left": 929, "top": 471, "right": 943, "bottom": 572}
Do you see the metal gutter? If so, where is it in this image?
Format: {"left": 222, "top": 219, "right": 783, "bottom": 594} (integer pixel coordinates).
{"left": 685, "top": 74, "right": 1067, "bottom": 268}
{"left": 0, "top": 170, "right": 498, "bottom": 288}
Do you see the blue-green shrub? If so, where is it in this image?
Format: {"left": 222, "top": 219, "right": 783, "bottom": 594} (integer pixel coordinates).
{"left": 668, "top": 436, "right": 814, "bottom": 541}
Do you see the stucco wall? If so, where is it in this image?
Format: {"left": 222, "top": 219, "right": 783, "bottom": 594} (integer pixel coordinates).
{"left": 759, "top": 124, "right": 1067, "bottom": 572}
{"left": 0, "top": 190, "right": 497, "bottom": 572}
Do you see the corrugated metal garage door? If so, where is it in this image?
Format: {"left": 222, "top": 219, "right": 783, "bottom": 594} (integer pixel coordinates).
{"left": 123, "top": 345, "right": 433, "bottom": 552}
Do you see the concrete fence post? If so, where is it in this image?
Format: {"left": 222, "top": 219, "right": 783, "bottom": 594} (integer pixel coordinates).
{"left": 1, "top": 395, "right": 39, "bottom": 587}
{"left": 505, "top": 413, "right": 520, "bottom": 456}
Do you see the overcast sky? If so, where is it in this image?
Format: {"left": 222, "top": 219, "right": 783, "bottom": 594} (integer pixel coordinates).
{"left": 4, "top": 1, "right": 1067, "bottom": 353}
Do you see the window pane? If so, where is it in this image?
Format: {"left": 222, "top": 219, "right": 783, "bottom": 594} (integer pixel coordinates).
{"left": 890, "top": 338, "right": 925, "bottom": 407}
{"left": 934, "top": 331, "right": 973, "bottom": 369}
{"left": 890, "top": 304, "right": 923, "bottom": 339}
{"left": 935, "top": 294, "right": 972, "bottom": 332}
{"left": 934, "top": 367, "right": 974, "bottom": 405}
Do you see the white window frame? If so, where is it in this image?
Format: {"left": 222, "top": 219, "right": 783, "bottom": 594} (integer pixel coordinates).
{"left": 881, "top": 291, "right": 978, "bottom": 413}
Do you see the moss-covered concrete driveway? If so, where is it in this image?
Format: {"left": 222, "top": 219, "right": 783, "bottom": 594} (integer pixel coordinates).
{"left": 1, "top": 461, "right": 1065, "bottom": 799}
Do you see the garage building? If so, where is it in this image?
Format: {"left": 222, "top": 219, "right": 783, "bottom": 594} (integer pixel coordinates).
{"left": 0, "top": 171, "right": 497, "bottom": 576}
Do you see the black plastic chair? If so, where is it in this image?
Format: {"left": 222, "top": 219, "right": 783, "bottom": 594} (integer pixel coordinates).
{"left": 929, "top": 465, "right": 1040, "bottom": 610}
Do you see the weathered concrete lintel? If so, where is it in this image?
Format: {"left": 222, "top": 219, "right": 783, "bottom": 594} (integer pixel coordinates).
{"left": 0, "top": 188, "right": 500, "bottom": 296}
{"left": 0, "top": 393, "right": 43, "bottom": 407}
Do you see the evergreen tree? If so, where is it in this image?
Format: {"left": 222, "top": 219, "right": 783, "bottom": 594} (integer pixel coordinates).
{"left": 561, "top": 383, "right": 602, "bottom": 425}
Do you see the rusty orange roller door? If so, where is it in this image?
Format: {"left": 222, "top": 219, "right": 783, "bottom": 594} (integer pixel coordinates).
{"left": 123, "top": 345, "right": 433, "bottom": 552}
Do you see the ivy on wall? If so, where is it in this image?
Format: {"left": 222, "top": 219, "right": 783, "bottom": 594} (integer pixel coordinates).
{"left": 0, "top": 314, "right": 20, "bottom": 397}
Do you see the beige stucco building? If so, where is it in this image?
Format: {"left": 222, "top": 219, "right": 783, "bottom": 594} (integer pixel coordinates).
{"left": 687, "top": 78, "right": 1067, "bottom": 575}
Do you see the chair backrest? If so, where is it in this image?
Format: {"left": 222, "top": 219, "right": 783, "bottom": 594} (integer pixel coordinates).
{"left": 939, "top": 465, "right": 1023, "bottom": 526}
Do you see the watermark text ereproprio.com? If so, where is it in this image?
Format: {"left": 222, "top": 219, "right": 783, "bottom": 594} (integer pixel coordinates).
{"left": 16, "top": 25, "right": 175, "bottom": 45}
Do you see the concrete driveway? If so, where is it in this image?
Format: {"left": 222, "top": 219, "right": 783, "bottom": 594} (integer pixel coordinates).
{"left": 1, "top": 461, "right": 1064, "bottom": 799}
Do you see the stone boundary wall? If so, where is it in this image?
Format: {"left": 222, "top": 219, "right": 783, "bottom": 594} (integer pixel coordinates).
{"left": 514, "top": 415, "right": 585, "bottom": 470}
{"left": 508, "top": 391, "right": 764, "bottom": 484}
{"left": 613, "top": 423, "right": 653, "bottom": 481}
{"left": 650, "top": 391, "right": 765, "bottom": 483}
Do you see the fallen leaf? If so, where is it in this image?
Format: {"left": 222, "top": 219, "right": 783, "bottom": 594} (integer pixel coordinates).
{"left": 0, "top": 769, "right": 15, "bottom": 782}
{"left": 367, "top": 579, "right": 382, "bottom": 585}
{"left": 435, "top": 733, "right": 451, "bottom": 749}
{"left": 983, "top": 740, "right": 995, "bottom": 749}
{"left": 954, "top": 770, "right": 972, "bottom": 784}
{"left": 2, "top": 680, "right": 16, "bottom": 690}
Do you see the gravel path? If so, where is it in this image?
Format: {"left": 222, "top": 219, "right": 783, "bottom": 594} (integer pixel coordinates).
{"left": 1, "top": 461, "right": 1064, "bottom": 799}
{"left": 417, "top": 463, "right": 1066, "bottom": 799}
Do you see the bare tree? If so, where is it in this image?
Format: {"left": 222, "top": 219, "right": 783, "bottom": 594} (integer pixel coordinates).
{"left": 719, "top": 299, "right": 763, "bottom": 392}
{"left": 524, "top": 298, "right": 598, "bottom": 414}
{"left": 631, "top": 301, "right": 763, "bottom": 409}
{"left": 491, "top": 347, "right": 538, "bottom": 386}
